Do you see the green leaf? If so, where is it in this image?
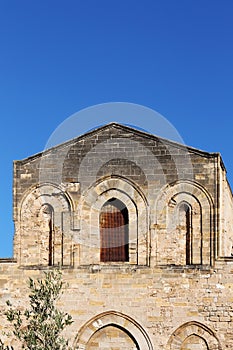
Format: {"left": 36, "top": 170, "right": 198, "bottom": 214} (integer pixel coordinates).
{"left": 4, "top": 269, "right": 73, "bottom": 350}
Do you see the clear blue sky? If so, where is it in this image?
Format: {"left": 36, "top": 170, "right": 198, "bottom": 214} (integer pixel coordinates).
{"left": 1, "top": 0, "right": 233, "bottom": 257}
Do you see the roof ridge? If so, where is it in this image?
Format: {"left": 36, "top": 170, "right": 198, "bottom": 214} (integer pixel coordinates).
{"left": 15, "top": 122, "right": 218, "bottom": 164}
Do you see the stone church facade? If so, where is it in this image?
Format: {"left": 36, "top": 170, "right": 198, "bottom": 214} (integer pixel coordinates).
{"left": 1, "top": 122, "right": 233, "bottom": 349}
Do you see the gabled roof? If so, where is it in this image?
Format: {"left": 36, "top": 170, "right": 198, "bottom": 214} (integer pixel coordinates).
{"left": 16, "top": 122, "right": 219, "bottom": 164}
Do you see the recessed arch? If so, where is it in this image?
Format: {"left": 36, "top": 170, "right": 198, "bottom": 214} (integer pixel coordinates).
{"left": 155, "top": 180, "right": 214, "bottom": 216}
{"left": 181, "top": 334, "right": 208, "bottom": 349}
{"left": 74, "top": 311, "right": 153, "bottom": 350}
{"left": 90, "top": 174, "right": 149, "bottom": 207}
{"left": 154, "top": 180, "right": 214, "bottom": 266}
{"left": 15, "top": 183, "right": 73, "bottom": 266}
{"left": 18, "top": 182, "right": 74, "bottom": 219}
{"left": 166, "top": 321, "right": 222, "bottom": 350}
{"left": 85, "top": 324, "right": 139, "bottom": 350}
{"left": 78, "top": 176, "right": 149, "bottom": 266}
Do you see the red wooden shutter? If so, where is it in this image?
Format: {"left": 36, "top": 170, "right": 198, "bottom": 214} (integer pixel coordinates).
{"left": 100, "top": 199, "right": 129, "bottom": 262}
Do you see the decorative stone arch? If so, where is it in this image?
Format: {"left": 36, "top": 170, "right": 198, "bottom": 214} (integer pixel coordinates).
{"left": 166, "top": 321, "right": 221, "bottom": 350}
{"left": 171, "top": 192, "right": 202, "bottom": 265}
{"left": 153, "top": 180, "right": 214, "bottom": 266}
{"left": 74, "top": 311, "right": 153, "bottom": 350}
{"left": 15, "top": 183, "right": 73, "bottom": 266}
{"left": 78, "top": 176, "right": 149, "bottom": 266}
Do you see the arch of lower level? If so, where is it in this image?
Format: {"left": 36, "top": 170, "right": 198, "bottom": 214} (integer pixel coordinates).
{"left": 166, "top": 321, "right": 222, "bottom": 350}
{"left": 74, "top": 311, "right": 153, "bottom": 350}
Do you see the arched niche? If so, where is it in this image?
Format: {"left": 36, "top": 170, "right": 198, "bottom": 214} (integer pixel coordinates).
{"left": 15, "top": 183, "right": 73, "bottom": 266}
{"left": 153, "top": 180, "right": 214, "bottom": 266}
{"left": 74, "top": 311, "right": 153, "bottom": 350}
{"left": 181, "top": 334, "right": 208, "bottom": 349}
{"left": 77, "top": 176, "right": 149, "bottom": 266}
{"left": 166, "top": 321, "right": 221, "bottom": 350}
{"left": 85, "top": 325, "right": 139, "bottom": 350}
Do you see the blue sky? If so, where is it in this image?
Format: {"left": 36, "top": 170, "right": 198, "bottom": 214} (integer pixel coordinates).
{"left": 1, "top": 0, "right": 233, "bottom": 257}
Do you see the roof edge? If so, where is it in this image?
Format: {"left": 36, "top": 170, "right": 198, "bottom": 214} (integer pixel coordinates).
{"left": 15, "top": 122, "right": 219, "bottom": 164}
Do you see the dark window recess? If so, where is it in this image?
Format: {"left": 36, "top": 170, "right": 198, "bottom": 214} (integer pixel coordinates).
{"left": 100, "top": 198, "right": 129, "bottom": 262}
{"left": 185, "top": 206, "right": 191, "bottom": 265}
{"left": 179, "top": 203, "right": 192, "bottom": 265}
{"left": 48, "top": 214, "right": 53, "bottom": 266}
{"left": 41, "top": 204, "right": 54, "bottom": 266}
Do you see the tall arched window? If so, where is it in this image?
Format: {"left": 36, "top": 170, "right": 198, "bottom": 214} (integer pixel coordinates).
{"left": 179, "top": 202, "right": 192, "bottom": 265}
{"left": 100, "top": 198, "right": 129, "bottom": 262}
{"left": 41, "top": 204, "right": 54, "bottom": 266}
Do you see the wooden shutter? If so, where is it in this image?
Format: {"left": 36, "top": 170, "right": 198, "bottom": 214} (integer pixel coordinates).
{"left": 100, "top": 199, "right": 129, "bottom": 262}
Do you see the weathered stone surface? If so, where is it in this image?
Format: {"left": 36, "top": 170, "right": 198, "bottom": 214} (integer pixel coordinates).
{"left": 1, "top": 123, "right": 233, "bottom": 349}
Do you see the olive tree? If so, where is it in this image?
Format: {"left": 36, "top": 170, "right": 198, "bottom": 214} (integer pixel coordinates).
{"left": 1, "top": 270, "right": 73, "bottom": 350}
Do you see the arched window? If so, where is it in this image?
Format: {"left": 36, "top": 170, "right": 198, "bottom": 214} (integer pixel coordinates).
{"left": 100, "top": 198, "right": 129, "bottom": 262}
{"left": 179, "top": 202, "right": 192, "bottom": 265}
{"left": 41, "top": 204, "right": 54, "bottom": 266}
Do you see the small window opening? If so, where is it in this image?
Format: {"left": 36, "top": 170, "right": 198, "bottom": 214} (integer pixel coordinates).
{"left": 42, "top": 204, "right": 54, "bottom": 266}
{"left": 179, "top": 203, "right": 192, "bottom": 265}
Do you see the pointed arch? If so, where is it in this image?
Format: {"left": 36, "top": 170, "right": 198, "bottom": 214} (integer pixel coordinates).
{"left": 181, "top": 334, "right": 208, "bottom": 349}
{"left": 166, "top": 321, "right": 222, "bottom": 350}
{"left": 74, "top": 311, "right": 153, "bottom": 350}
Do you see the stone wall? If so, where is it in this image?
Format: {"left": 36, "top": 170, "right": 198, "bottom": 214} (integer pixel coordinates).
{"left": 1, "top": 123, "right": 233, "bottom": 349}
{"left": 1, "top": 262, "right": 233, "bottom": 349}
{"left": 13, "top": 124, "right": 220, "bottom": 267}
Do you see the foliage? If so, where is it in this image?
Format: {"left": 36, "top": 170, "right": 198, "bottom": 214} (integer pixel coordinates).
{"left": 2, "top": 270, "right": 73, "bottom": 350}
